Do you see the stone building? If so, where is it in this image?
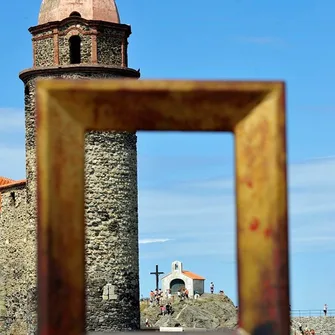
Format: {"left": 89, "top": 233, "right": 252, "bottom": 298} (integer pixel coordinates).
{"left": 161, "top": 261, "right": 205, "bottom": 297}
{"left": 0, "top": 0, "right": 140, "bottom": 333}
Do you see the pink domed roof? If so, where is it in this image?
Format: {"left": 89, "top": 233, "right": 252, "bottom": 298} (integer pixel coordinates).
{"left": 38, "top": 0, "right": 120, "bottom": 25}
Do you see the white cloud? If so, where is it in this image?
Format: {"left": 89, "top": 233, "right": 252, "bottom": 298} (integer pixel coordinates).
{"left": 139, "top": 238, "right": 172, "bottom": 244}
{"left": 138, "top": 156, "right": 335, "bottom": 260}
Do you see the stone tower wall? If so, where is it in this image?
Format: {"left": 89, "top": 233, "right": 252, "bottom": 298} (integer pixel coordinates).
{"left": 34, "top": 33, "right": 54, "bottom": 67}
{"left": 0, "top": 185, "right": 28, "bottom": 334}
{"left": 32, "top": 19, "right": 129, "bottom": 67}
{"left": 21, "top": 13, "right": 140, "bottom": 332}
{"left": 97, "top": 27, "right": 124, "bottom": 66}
{"left": 23, "top": 69, "right": 140, "bottom": 333}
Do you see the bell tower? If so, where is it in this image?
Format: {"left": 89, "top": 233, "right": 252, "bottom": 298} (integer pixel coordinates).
{"left": 19, "top": 0, "right": 140, "bottom": 332}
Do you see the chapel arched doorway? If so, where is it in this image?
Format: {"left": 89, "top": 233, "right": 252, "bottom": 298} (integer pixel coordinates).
{"left": 170, "top": 279, "right": 185, "bottom": 294}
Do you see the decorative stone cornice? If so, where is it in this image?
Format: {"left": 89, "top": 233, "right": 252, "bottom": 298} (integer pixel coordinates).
{"left": 19, "top": 65, "right": 140, "bottom": 83}
{"left": 29, "top": 17, "right": 131, "bottom": 37}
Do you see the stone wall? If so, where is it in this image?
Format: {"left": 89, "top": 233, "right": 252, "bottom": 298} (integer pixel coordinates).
{"left": 0, "top": 185, "right": 28, "bottom": 334}
{"left": 34, "top": 37, "right": 54, "bottom": 67}
{"left": 22, "top": 69, "right": 139, "bottom": 333}
{"left": 97, "top": 27, "right": 124, "bottom": 66}
{"left": 292, "top": 317, "right": 335, "bottom": 334}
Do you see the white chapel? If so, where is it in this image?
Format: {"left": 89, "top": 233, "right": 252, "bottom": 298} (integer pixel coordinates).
{"left": 161, "top": 260, "right": 205, "bottom": 298}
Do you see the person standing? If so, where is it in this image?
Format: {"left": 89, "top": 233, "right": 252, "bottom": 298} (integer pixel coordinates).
{"left": 210, "top": 282, "right": 214, "bottom": 294}
{"left": 323, "top": 303, "right": 328, "bottom": 316}
{"left": 185, "top": 288, "right": 189, "bottom": 299}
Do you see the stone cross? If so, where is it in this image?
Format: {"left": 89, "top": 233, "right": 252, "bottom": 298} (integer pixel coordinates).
{"left": 150, "top": 264, "right": 164, "bottom": 292}
{"left": 102, "top": 283, "right": 117, "bottom": 301}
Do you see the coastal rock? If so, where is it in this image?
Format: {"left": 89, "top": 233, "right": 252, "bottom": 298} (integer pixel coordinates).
{"left": 140, "top": 293, "right": 238, "bottom": 330}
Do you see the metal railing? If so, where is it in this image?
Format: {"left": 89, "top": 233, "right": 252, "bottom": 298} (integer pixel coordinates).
{"left": 291, "top": 309, "right": 335, "bottom": 317}
{"left": 141, "top": 299, "right": 335, "bottom": 318}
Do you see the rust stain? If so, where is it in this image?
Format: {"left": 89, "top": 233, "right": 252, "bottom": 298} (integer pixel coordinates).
{"left": 264, "top": 228, "right": 272, "bottom": 238}
{"left": 243, "top": 143, "right": 256, "bottom": 169}
{"left": 249, "top": 218, "right": 260, "bottom": 231}
{"left": 246, "top": 179, "right": 253, "bottom": 188}
{"left": 240, "top": 176, "right": 253, "bottom": 188}
{"left": 262, "top": 278, "right": 277, "bottom": 321}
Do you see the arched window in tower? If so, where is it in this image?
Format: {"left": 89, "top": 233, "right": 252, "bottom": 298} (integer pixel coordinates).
{"left": 69, "top": 11, "right": 81, "bottom": 18}
{"left": 69, "top": 36, "right": 81, "bottom": 64}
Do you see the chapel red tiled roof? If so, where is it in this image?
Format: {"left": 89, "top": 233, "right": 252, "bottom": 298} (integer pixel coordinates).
{"left": 182, "top": 271, "right": 205, "bottom": 280}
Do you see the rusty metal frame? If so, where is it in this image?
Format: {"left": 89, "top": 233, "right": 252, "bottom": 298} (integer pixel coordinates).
{"left": 36, "top": 79, "right": 289, "bottom": 335}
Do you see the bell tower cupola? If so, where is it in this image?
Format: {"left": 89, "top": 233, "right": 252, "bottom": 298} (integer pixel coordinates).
{"left": 24, "top": 0, "right": 135, "bottom": 68}
{"left": 38, "top": 0, "right": 121, "bottom": 25}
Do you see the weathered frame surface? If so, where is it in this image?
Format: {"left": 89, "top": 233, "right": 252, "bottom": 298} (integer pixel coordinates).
{"left": 36, "top": 79, "right": 289, "bottom": 335}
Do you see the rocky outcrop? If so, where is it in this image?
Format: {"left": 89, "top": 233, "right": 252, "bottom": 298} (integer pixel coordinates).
{"left": 141, "top": 294, "right": 335, "bottom": 334}
{"left": 140, "top": 293, "right": 238, "bottom": 330}
{"left": 292, "top": 317, "right": 335, "bottom": 335}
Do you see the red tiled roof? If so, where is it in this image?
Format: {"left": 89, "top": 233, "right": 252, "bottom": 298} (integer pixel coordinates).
{"left": 0, "top": 177, "right": 26, "bottom": 190}
{"left": 0, "top": 177, "right": 26, "bottom": 211}
{"left": 0, "top": 176, "right": 15, "bottom": 186}
{"left": 182, "top": 271, "right": 205, "bottom": 280}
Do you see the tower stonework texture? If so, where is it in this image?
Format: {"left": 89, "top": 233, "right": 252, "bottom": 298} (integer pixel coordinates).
{"left": 10, "top": 0, "right": 141, "bottom": 333}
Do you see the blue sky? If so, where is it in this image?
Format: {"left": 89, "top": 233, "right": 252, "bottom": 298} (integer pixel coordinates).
{"left": 1, "top": 0, "right": 335, "bottom": 311}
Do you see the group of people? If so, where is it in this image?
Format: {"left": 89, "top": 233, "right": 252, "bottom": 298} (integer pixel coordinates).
{"left": 295, "top": 322, "right": 316, "bottom": 335}
{"left": 177, "top": 287, "right": 189, "bottom": 300}
{"left": 149, "top": 286, "right": 193, "bottom": 304}
{"left": 145, "top": 288, "right": 175, "bottom": 327}
{"left": 158, "top": 302, "right": 174, "bottom": 316}
{"left": 149, "top": 288, "right": 170, "bottom": 306}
